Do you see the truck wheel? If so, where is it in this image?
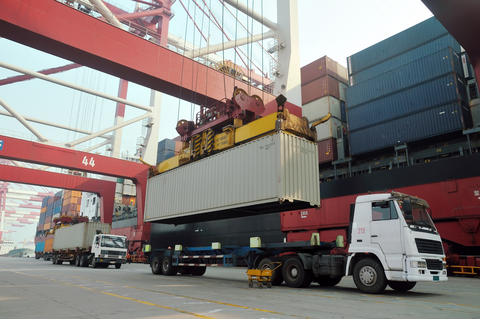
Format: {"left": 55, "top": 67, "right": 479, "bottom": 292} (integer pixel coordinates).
{"left": 75, "top": 255, "right": 81, "bottom": 267}
{"left": 151, "top": 256, "right": 163, "bottom": 275}
{"left": 258, "top": 257, "right": 283, "bottom": 286}
{"left": 91, "top": 259, "right": 98, "bottom": 268}
{"left": 282, "top": 257, "right": 313, "bottom": 288}
{"left": 190, "top": 266, "right": 207, "bottom": 276}
{"left": 52, "top": 255, "right": 57, "bottom": 265}
{"left": 314, "top": 276, "right": 342, "bottom": 287}
{"left": 115, "top": 263, "right": 121, "bottom": 269}
{"left": 80, "top": 255, "right": 88, "bottom": 267}
{"left": 161, "top": 256, "right": 178, "bottom": 276}
{"left": 388, "top": 281, "right": 416, "bottom": 292}
{"left": 353, "top": 258, "right": 387, "bottom": 294}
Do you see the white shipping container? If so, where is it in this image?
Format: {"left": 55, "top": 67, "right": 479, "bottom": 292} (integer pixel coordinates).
{"left": 115, "top": 183, "right": 123, "bottom": 194}
{"left": 122, "top": 184, "right": 136, "bottom": 196}
{"left": 52, "top": 222, "right": 111, "bottom": 251}
{"left": 145, "top": 132, "right": 320, "bottom": 223}
{"left": 303, "top": 96, "right": 341, "bottom": 122}
{"left": 313, "top": 118, "right": 345, "bottom": 142}
{"left": 336, "top": 63, "right": 348, "bottom": 83}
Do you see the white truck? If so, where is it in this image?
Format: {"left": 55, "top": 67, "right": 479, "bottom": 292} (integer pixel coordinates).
{"left": 52, "top": 222, "right": 128, "bottom": 269}
{"left": 149, "top": 192, "right": 447, "bottom": 294}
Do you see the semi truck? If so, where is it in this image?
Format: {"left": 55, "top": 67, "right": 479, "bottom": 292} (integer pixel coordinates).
{"left": 51, "top": 222, "right": 128, "bottom": 268}
{"left": 148, "top": 192, "right": 447, "bottom": 294}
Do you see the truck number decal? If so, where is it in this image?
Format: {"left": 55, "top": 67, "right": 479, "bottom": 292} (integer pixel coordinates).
{"left": 358, "top": 227, "right": 365, "bottom": 234}
{"left": 82, "top": 156, "right": 96, "bottom": 167}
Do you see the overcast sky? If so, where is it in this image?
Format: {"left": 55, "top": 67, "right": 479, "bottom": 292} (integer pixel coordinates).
{"left": 0, "top": 0, "right": 433, "bottom": 244}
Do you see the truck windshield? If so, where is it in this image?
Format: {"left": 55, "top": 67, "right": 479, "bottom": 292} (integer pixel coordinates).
{"left": 396, "top": 200, "right": 437, "bottom": 232}
{"left": 100, "top": 236, "right": 127, "bottom": 249}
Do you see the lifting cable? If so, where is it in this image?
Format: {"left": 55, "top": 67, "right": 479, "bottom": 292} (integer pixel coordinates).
{"left": 176, "top": 0, "right": 192, "bottom": 124}
{"left": 221, "top": 2, "right": 227, "bottom": 100}
{"left": 203, "top": 0, "right": 213, "bottom": 108}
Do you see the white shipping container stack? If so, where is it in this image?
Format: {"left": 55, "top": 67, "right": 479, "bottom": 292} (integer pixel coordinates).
{"left": 144, "top": 131, "right": 320, "bottom": 223}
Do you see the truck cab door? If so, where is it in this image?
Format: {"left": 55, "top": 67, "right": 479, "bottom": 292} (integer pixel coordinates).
{"left": 92, "top": 235, "right": 100, "bottom": 256}
{"left": 370, "top": 201, "right": 404, "bottom": 270}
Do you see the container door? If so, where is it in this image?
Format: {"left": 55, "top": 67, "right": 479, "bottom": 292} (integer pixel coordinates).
{"left": 370, "top": 201, "right": 404, "bottom": 270}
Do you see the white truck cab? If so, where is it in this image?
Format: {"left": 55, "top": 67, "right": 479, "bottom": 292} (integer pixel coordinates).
{"left": 347, "top": 192, "right": 447, "bottom": 293}
{"left": 90, "top": 234, "right": 128, "bottom": 268}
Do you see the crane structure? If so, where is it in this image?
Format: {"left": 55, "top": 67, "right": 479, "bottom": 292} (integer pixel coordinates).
{"left": 0, "top": 0, "right": 302, "bottom": 247}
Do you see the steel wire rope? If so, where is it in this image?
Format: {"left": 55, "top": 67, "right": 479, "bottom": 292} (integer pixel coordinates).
{"left": 261, "top": 0, "right": 264, "bottom": 101}
{"left": 203, "top": 0, "right": 214, "bottom": 108}
{"left": 189, "top": 0, "right": 200, "bottom": 121}
{"left": 192, "top": 1, "right": 207, "bottom": 120}
{"left": 233, "top": 0, "right": 239, "bottom": 91}
{"left": 176, "top": 0, "right": 193, "bottom": 124}
{"left": 221, "top": 1, "right": 227, "bottom": 100}
{"left": 67, "top": 67, "right": 80, "bottom": 142}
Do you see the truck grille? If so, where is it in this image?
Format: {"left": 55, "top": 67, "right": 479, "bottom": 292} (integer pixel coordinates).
{"left": 415, "top": 238, "right": 443, "bottom": 255}
{"left": 101, "top": 250, "right": 126, "bottom": 257}
{"left": 426, "top": 259, "right": 443, "bottom": 270}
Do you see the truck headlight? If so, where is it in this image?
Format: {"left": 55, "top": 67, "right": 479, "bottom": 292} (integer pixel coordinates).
{"left": 443, "top": 262, "right": 447, "bottom": 270}
{"left": 410, "top": 261, "right": 427, "bottom": 268}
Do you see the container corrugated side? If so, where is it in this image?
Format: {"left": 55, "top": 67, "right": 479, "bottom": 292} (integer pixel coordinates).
{"left": 350, "top": 34, "right": 461, "bottom": 85}
{"left": 52, "top": 222, "right": 111, "bottom": 250}
{"left": 349, "top": 101, "right": 470, "bottom": 155}
{"left": 35, "top": 241, "right": 45, "bottom": 253}
{"left": 317, "top": 138, "right": 337, "bottom": 164}
{"left": 301, "top": 75, "right": 339, "bottom": 105}
{"left": 347, "top": 47, "right": 463, "bottom": 108}
{"left": 301, "top": 56, "right": 348, "bottom": 85}
{"left": 348, "top": 17, "right": 448, "bottom": 73}
{"left": 313, "top": 118, "right": 344, "bottom": 142}
{"left": 144, "top": 131, "right": 320, "bottom": 223}
{"left": 302, "top": 96, "right": 341, "bottom": 122}
{"left": 347, "top": 73, "right": 468, "bottom": 131}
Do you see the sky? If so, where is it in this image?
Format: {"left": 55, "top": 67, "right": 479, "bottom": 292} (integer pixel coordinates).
{"left": 0, "top": 0, "right": 433, "bottom": 244}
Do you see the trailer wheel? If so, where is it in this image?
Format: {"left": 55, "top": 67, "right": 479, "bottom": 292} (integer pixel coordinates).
{"left": 314, "top": 276, "right": 342, "bottom": 287}
{"left": 151, "top": 256, "right": 163, "bottom": 275}
{"left": 258, "top": 257, "right": 283, "bottom": 286}
{"left": 190, "top": 266, "right": 206, "bottom": 276}
{"left": 161, "top": 256, "right": 178, "bottom": 276}
{"left": 52, "top": 255, "right": 57, "bottom": 265}
{"left": 353, "top": 258, "right": 387, "bottom": 294}
{"left": 388, "top": 281, "right": 416, "bottom": 292}
{"left": 282, "top": 257, "right": 313, "bottom": 288}
{"left": 75, "top": 255, "right": 81, "bottom": 267}
{"left": 115, "top": 263, "right": 121, "bottom": 269}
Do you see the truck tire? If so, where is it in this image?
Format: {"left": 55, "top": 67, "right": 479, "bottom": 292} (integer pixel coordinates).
{"left": 80, "top": 255, "right": 88, "bottom": 267}
{"left": 258, "top": 257, "right": 283, "bottom": 286}
{"left": 91, "top": 258, "right": 98, "bottom": 268}
{"left": 388, "top": 281, "right": 416, "bottom": 292}
{"left": 353, "top": 258, "right": 387, "bottom": 294}
{"left": 161, "top": 256, "right": 178, "bottom": 276}
{"left": 75, "top": 255, "right": 81, "bottom": 267}
{"left": 52, "top": 255, "right": 57, "bottom": 265}
{"left": 282, "top": 257, "right": 313, "bottom": 288}
{"left": 190, "top": 266, "right": 207, "bottom": 276}
{"left": 314, "top": 276, "right": 342, "bottom": 287}
{"left": 151, "top": 256, "right": 162, "bottom": 275}
{"left": 115, "top": 263, "right": 121, "bottom": 269}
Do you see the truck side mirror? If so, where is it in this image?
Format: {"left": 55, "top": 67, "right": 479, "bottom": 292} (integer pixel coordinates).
{"left": 403, "top": 197, "right": 413, "bottom": 220}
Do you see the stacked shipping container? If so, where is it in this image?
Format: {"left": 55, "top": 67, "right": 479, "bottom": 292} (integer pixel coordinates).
{"left": 300, "top": 56, "right": 349, "bottom": 164}
{"left": 156, "top": 138, "right": 182, "bottom": 165}
{"left": 346, "top": 17, "right": 472, "bottom": 155}
{"left": 62, "top": 190, "right": 82, "bottom": 217}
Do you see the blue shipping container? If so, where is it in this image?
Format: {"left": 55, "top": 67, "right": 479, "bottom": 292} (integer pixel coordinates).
{"left": 350, "top": 34, "right": 461, "bottom": 85}
{"left": 349, "top": 101, "right": 470, "bottom": 155}
{"left": 156, "top": 149, "right": 175, "bottom": 165}
{"left": 346, "top": 47, "right": 463, "bottom": 108}
{"left": 41, "top": 196, "right": 50, "bottom": 208}
{"left": 35, "top": 241, "right": 45, "bottom": 253}
{"left": 158, "top": 138, "right": 176, "bottom": 151}
{"left": 53, "top": 206, "right": 62, "bottom": 214}
{"left": 347, "top": 73, "right": 468, "bottom": 131}
{"left": 347, "top": 17, "right": 448, "bottom": 74}
{"left": 53, "top": 199, "right": 63, "bottom": 208}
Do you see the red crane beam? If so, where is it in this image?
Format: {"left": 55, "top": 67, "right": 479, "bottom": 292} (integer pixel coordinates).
{"left": 0, "top": 135, "right": 148, "bottom": 226}
{"left": 0, "top": 0, "right": 275, "bottom": 106}
{"left": 0, "top": 165, "right": 116, "bottom": 224}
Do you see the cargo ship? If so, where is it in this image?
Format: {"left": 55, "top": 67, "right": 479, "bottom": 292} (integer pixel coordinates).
{"left": 147, "top": 17, "right": 480, "bottom": 275}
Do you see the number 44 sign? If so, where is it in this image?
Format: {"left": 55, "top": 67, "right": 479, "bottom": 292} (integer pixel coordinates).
{"left": 82, "top": 156, "right": 95, "bottom": 167}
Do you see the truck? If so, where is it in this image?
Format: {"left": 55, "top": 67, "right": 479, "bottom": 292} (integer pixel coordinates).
{"left": 148, "top": 193, "right": 447, "bottom": 294}
{"left": 51, "top": 222, "right": 128, "bottom": 268}
{"left": 34, "top": 235, "right": 54, "bottom": 261}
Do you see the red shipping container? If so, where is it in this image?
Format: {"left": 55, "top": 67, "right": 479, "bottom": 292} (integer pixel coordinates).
{"left": 261, "top": 99, "right": 302, "bottom": 118}
{"left": 45, "top": 216, "right": 52, "bottom": 224}
{"left": 62, "top": 203, "right": 77, "bottom": 213}
{"left": 317, "top": 138, "right": 337, "bottom": 164}
{"left": 47, "top": 197, "right": 54, "bottom": 205}
{"left": 301, "top": 75, "right": 340, "bottom": 105}
{"left": 301, "top": 56, "right": 348, "bottom": 86}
